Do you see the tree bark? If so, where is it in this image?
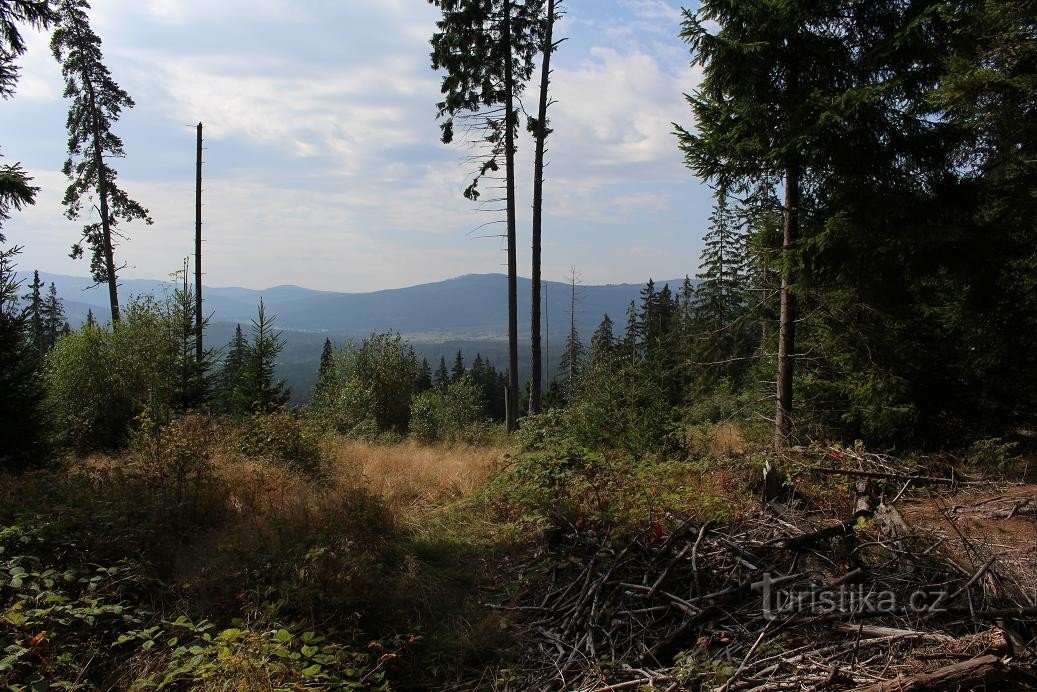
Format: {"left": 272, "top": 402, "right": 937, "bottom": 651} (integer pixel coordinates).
{"left": 774, "top": 163, "right": 798, "bottom": 450}
{"left": 529, "top": 0, "right": 555, "bottom": 416}
{"left": 503, "top": 0, "right": 519, "bottom": 433}
{"left": 195, "top": 123, "right": 203, "bottom": 364}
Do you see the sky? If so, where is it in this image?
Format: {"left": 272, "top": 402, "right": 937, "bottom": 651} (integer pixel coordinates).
{"left": 0, "top": 0, "right": 710, "bottom": 292}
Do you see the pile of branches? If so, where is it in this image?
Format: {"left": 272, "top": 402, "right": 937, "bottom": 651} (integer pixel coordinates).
{"left": 491, "top": 463, "right": 1037, "bottom": 690}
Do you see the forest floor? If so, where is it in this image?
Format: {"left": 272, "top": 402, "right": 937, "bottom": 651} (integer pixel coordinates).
{"left": 3, "top": 430, "right": 1037, "bottom": 690}
{"left": 470, "top": 447, "right": 1037, "bottom": 691}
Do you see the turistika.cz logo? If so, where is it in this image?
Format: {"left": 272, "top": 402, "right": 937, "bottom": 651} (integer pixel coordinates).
{"left": 752, "top": 573, "right": 950, "bottom": 620}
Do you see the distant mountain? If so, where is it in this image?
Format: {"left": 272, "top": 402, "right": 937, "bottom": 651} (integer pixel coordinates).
{"left": 19, "top": 272, "right": 693, "bottom": 403}
{"left": 25, "top": 272, "right": 689, "bottom": 340}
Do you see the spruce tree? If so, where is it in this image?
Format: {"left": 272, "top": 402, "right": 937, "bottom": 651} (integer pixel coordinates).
{"left": 168, "top": 266, "right": 211, "bottom": 411}
{"left": 430, "top": 0, "right": 544, "bottom": 432}
{"left": 52, "top": 0, "right": 151, "bottom": 324}
{"left": 219, "top": 323, "right": 247, "bottom": 412}
{"left": 22, "top": 269, "right": 44, "bottom": 357}
{"left": 590, "top": 313, "right": 615, "bottom": 367}
{"left": 1, "top": 1, "right": 53, "bottom": 229}
{"left": 451, "top": 349, "right": 465, "bottom": 382}
{"left": 84, "top": 307, "right": 96, "bottom": 328}
{"left": 0, "top": 246, "right": 47, "bottom": 470}
{"left": 415, "top": 357, "right": 433, "bottom": 394}
{"left": 692, "top": 187, "right": 753, "bottom": 387}
{"left": 312, "top": 337, "right": 337, "bottom": 405}
{"left": 236, "top": 299, "right": 289, "bottom": 412}
{"left": 1, "top": 1, "right": 53, "bottom": 98}
{"left": 619, "top": 300, "right": 638, "bottom": 362}
{"left": 558, "top": 323, "right": 583, "bottom": 404}
{"left": 434, "top": 355, "right": 450, "bottom": 391}
{"left": 676, "top": 0, "right": 856, "bottom": 448}
{"left": 42, "top": 282, "right": 65, "bottom": 352}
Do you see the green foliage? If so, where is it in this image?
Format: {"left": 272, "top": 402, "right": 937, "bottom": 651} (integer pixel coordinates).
{"left": 966, "top": 437, "right": 1021, "bottom": 471}
{"left": 52, "top": 0, "right": 151, "bottom": 298}
{"left": 0, "top": 518, "right": 398, "bottom": 690}
{"left": 0, "top": 246, "right": 48, "bottom": 471}
{"left": 120, "top": 618, "right": 398, "bottom": 690}
{"left": 45, "top": 297, "right": 169, "bottom": 451}
{"left": 230, "top": 408, "right": 323, "bottom": 475}
{"left": 485, "top": 442, "right": 751, "bottom": 533}
{"left": 409, "top": 375, "right": 489, "bottom": 444}
{"left": 0, "top": 1, "right": 55, "bottom": 100}
{"left": 429, "top": 0, "right": 544, "bottom": 196}
{"left": 570, "top": 358, "right": 678, "bottom": 458}
{"left": 130, "top": 412, "right": 218, "bottom": 513}
{"left": 313, "top": 331, "right": 419, "bottom": 435}
{"left": 44, "top": 290, "right": 217, "bottom": 452}
{"left": 0, "top": 519, "right": 156, "bottom": 688}
{"left": 227, "top": 298, "right": 290, "bottom": 414}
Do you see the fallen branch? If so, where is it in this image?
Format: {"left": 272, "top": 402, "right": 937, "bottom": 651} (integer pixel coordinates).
{"left": 856, "top": 654, "right": 1007, "bottom": 691}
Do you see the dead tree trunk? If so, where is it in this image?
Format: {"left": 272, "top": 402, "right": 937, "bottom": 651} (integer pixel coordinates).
{"left": 503, "top": 0, "right": 520, "bottom": 433}
{"left": 774, "top": 162, "right": 798, "bottom": 450}
{"left": 529, "top": 0, "right": 555, "bottom": 416}
{"left": 195, "top": 122, "right": 203, "bottom": 363}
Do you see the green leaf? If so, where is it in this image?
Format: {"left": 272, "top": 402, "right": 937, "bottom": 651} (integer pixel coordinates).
{"left": 301, "top": 664, "right": 322, "bottom": 678}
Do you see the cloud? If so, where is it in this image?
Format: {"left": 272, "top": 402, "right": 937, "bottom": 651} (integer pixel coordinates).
{"left": 1, "top": 0, "right": 712, "bottom": 291}
{"left": 551, "top": 47, "right": 700, "bottom": 172}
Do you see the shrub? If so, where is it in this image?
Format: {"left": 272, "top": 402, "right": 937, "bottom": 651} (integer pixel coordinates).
{"left": 410, "top": 389, "right": 442, "bottom": 443}
{"left": 0, "top": 517, "right": 401, "bottom": 690}
{"left": 230, "top": 409, "right": 323, "bottom": 475}
{"left": 44, "top": 296, "right": 189, "bottom": 452}
{"left": 408, "top": 376, "right": 490, "bottom": 444}
{"left": 312, "top": 332, "right": 419, "bottom": 435}
{"left": 484, "top": 446, "right": 752, "bottom": 533}
{"left": 129, "top": 412, "right": 220, "bottom": 520}
{"left": 518, "top": 362, "right": 677, "bottom": 459}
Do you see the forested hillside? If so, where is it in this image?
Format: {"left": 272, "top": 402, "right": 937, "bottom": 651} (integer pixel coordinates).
{"left": 1, "top": 0, "right": 1034, "bottom": 690}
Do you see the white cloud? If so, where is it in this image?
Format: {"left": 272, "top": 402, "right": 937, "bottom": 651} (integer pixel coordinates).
{"left": 551, "top": 47, "right": 700, "bottom": 171}
{"left": 1, "top": 0, "right": 711, "bottom": 290}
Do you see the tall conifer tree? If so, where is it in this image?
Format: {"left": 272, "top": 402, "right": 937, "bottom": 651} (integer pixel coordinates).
{"left": 430, "top": 0, "right": 543, "bottom": 432}
{"left": 52, "top": 0, "right": 151, "bottom": 324}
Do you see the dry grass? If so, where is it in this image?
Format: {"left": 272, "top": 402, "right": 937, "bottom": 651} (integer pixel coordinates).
{"left": 323, "top": 437, "right": 506, "bottom": 514}
{"left": 684, "top": 421, "right": 748, "bottom": 458}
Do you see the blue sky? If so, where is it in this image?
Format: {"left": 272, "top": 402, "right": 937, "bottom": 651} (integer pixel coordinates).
{"left": 1, "top": 0, "right": 710, "bottom": 291}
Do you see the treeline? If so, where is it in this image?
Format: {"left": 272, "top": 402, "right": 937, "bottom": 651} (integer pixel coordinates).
{"left": 670, "top": 0, "right": 1036, "bottom": 446}
{"left": 427, "top": 0, "right": 1035, "bottom": 450}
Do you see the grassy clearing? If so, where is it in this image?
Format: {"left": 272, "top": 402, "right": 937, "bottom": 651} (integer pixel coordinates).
{"left": 0, "top": 414, "right": 523, "bottom": 690}
{"left": 1, "top": 411, "right": 781, "bottom": 689}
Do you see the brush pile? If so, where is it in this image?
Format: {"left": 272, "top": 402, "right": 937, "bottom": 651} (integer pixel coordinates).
{"left": 493, "top": 449, "right": 1037, "bottom": 691}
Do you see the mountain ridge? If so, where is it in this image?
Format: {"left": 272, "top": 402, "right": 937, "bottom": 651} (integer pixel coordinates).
{"left": 21, "top": 271, "right": 691, "bottom": 339}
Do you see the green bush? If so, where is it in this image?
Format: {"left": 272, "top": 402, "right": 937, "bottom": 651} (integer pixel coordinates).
{"left": 408, "top": 376, "right": 489, "bottom": 444}
{"left": 314, "top": 332, "right": 419, "bottom": 435}
{"left": 410, "top": 389, "right": 442, "bottom": 443}
{"left": 230, "top": 409, "right": 323, "bottom": 474}
{"left": 518, "top": 362, "right": 677, "bottom": 458}
{"left": 43, "top": 295, "right": 199, "bottom": 452}
{"left": 0, "top": 518, "right": 400, "bottom": 690}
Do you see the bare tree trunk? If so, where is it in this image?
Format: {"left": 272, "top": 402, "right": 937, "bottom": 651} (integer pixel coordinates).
{"left": 503, "top": 0, "right": 520, "bottom": 433}
{"left": 195, "top": 122, "right": 203, "bottom": 364}
{"left": 774, "top": 163, "right": 798, "bottom": 450}
{"left": 529, "top": 0, "right": 555, "bottom": 416}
